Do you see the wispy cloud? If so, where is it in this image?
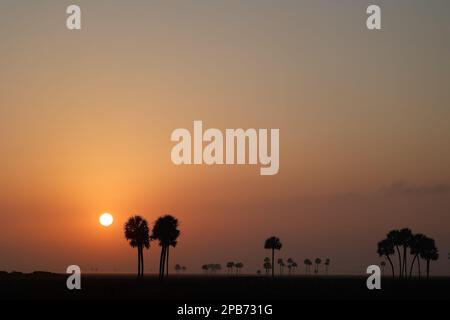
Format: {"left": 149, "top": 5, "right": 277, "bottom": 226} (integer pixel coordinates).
{"left": 379, "top": 181, "right": 450, "bottom": 196}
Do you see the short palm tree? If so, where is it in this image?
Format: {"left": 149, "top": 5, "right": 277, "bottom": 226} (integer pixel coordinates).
{"left": 226, "top": 261, "right": 235, "bottom": 274}
{"left": 264, "top": 236, "right": 282, "bottom": 279}
{"left": 314, "top": 258, "right": 321, "bottom": 274}
{"left": 324, "top": 258, "right": 330, "bottom": 275}
{"left": 124, "top": 216, "right": 150, "bottom": 279}
{"left": 277, "top": 258, "right": 284, "bottom": 275}
{"left": 235, "top": 262, "right": 244, "bottom": 275}
{"left": 420, "top": 236, "right": 439, "bottom": 279}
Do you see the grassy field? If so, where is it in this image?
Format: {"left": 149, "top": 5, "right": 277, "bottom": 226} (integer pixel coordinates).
{"left": 1, "top": 273, "right": 449, "bottom": 300}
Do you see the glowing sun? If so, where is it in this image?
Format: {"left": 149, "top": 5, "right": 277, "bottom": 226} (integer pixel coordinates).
{"left": 99, "top": 213, "right": 114, "bottom": 227}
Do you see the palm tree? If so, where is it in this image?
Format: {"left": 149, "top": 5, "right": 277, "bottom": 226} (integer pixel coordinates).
{"left": 291, "top": 261, "right": 298, "bottom": 274}
{"left": 398, "top": 228, "right": 413, "bottom": 277}
{"left": 304, "top": 259, "right": 312, "bottom": 274}
{"left": 263, "top": 257, "right": 271, "bottom": 276}
{"left": 264, "top": 236, "right": 282, "bottom": 279}
{"left": 226, "top": 262, "right": 235, "bottom": 274}
{"left": 420, "top": 236, "right": 439, "bottom": 279}
{"left": 277, "top": 258, "right": 284, "bottom": 275}
{"left": 377, "top": 239, "right": 395, "bottom": 277}
{"left": 408, "top": 233, "right": 425, "bottom": 278}
{"left": 235, "top": 262, "right": 243, "bottom": 275}
{"left": 151, "top": 215, "right": 180, "bottom": 279}
{"left": 314, "top": 258, "right": 321, "bottom": 274}
{"left": 124, "top": 215, "right": 150, "bottom": 279}
{"left": 201, "top": 264, "right": 209, "bottom": 273}
{"left": 182, "top": 266, "right": 187, "bottom": 273}
{"left": 387, "top": 230, "right": 403, "bottom": 277}
{"left": 324, "top": 258, "right": 330, "bottom": 275}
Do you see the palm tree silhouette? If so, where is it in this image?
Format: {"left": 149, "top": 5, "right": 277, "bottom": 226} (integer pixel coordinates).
{"left": 377, "top": 238, "right": 395, "bottom": 277}
{"left": 263, "top": 257, "right": 271, "bottom": 276}
{"left": 277, "top": 258, "right": 284, "bottom": 275}
{"left": 324, "top": 258, "right": 330, "bottom": 275}
{"left": 387, "top": 230, "right": 403, "bottom": 277}
{"left": 314, "top": 258, "right": 321, "bottom": 274}
{"left": 175, "top": 264, "right": 181, "bottom": 273}
{"left": 408, "top": 233, "right": 425, "bottom": 278}
{"left": 264, "top": 236, "right": 282, "bottom": 279}
{"left": 226, "top": 262, "right": 235, "bottom": 275}
{"left": 235, "top": 262, "right": 243, "bottom": 275}
{"left": 419, "top": 236, "right": 439, "bottom": 279}
{"left": 182, "top": 266, "right": 187, "bottom": 273}
{"left": 151, "top": 215, "right": 180, "bottom": 279}
{"left": 124, "top": 215, "right": 150, "bottom": 279}
{"left": 291, "top": 261, "right": 298, "bottom": 274}
{"left": 304, "top": 259, "right": 312, "bottom": 274}
{"left": 398, "top": 228, "right": 413, "bottom": 277}
{"left": 202, "top": 264, "right": 209, "bottom": 273}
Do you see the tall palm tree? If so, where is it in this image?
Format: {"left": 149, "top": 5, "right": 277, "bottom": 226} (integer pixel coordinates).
{"left": 151, "top": 215, "right": 180, "bottom": 279}
{"left": 377, "top": 238, "right": 395, "bottom": 277}
{"left": 408, "top": 233, "right": 425, "bottom": 278}
{"left": 124, "top": 215, "right": 150, "bottom": 279}
{"left": 277, "top": 258, "right": 284, "bottom": 275}
{"left": 314, "top": 258, "right": 321, "bottom": 274}
{"left": 387, "top": 230, "right": 403, "bottom": 277}
{"left": 419, "top": 236, "right": 439, "bottom": 279}
{"left": 324, "top": 258, "right": 330, "bottom": 275}
{"left": 398, "top": 228, "right": 413, "bottom": 277}
{"left": 264, "top": 236, "right": 282, "bottom": 279}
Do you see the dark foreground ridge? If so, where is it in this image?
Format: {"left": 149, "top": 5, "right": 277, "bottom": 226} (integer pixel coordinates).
{"left": 1, "top": 273, "right": 449, "bottom": 300}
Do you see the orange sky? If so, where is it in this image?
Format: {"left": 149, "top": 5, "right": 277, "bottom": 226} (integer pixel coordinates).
{"left": 1, "top": 0, "right": 450, "bottom": 275}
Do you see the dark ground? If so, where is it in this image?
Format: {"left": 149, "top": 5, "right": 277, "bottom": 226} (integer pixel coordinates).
{"left": 0, "top": 273, "right": 449, "bottom": 300}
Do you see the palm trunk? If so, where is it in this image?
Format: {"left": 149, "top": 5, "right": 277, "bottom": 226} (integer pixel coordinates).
{"left": 166, "top": 246, "right": 170, "bottom": 277}
{"left": 403, "top": 246, "right": 407, "bottom": 277}
{"left": 409, "top": 254, "right": 418, "bottom": 278}
{"left": 386, "top": 256, "right": 395, "bottom": 278}
{"left": 159, "top": 246, "right": 165, "bottom": 279}
{"left": 426, "top": 259, "right": 430, "bottom": 279}
{"left": 271, "top": 249, "right": 275, "bottom": 279}
{"left": 395, "top": 246, "right": 402, "bottom": 277}
{"left": 417, "top": 258, "right": 421, "bottom": 278}
{"left": 140, "top": 247, "right": 144, "bottom": 278}
{"left": 137, "top": 247, "right": 141, "bottom": 278}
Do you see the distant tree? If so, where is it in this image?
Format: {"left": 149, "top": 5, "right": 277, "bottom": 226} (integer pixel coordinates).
{"left": 304, "top": 259, "right": 312, "bottom": 275}
{"left": 182, "top": 266, "right": 187, "bottom": 273}
{"left": 419, "top": 236, "right": 439, "bottom": 279}
{"left": 314, "top": 258, "right": 321, "bottom": 274}
{"left": 324, "top": 258, "right": 330, "bottom": 275}
{"left": 201, "top": 264, "right": 209, "bottom": 273}
{"left": 235, "top": 262, "right": 244, "bottom": 275}
{"left": 175, "top": 264, "right": 181, "bottom": 273}
{"left": 151, "top": 215, "right": 180, "bottom": 279}
{"left": 263, "top": 257, "right": 272, "bottom": 276}
{"left": 264, "top": 236, "right": 282, "bottom": 279}
{"left": 124, "top": 216, "right": 150, "bottom": 279}
{"left": 226, "top": 262, "right": 235, "bottom": 275}
{"left": 277, "top": 258, "right": 285, "bottom": 275}
{"left": 291, "top": 262, "right": 298, "bottom": 274}
{"left": 377, "top": 238, "right": 395, "bottom": 277}
{"left": 256, "top": 270, "right": 262, "bottom": 275}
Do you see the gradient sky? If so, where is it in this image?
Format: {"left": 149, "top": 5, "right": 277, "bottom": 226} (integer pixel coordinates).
{"left": 1, "top": 0, "right": 450, "bottom": 275}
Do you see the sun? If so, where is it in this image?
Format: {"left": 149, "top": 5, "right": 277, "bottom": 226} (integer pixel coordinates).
{"left": 99, "top": 213, "right": 114, "bottom": 227}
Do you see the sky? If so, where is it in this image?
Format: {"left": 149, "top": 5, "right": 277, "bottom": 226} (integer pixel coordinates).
{"left": 0, "top": 0, "right": 450, "bottom": 275}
